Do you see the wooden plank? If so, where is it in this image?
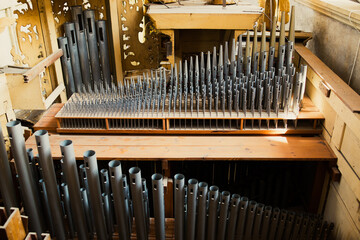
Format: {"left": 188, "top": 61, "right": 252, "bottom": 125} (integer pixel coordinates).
{"left": 0, "top": 208, "right": 26, "bottom": 240}
{"left": 25, "top": 135, "right": 336, "bottom": 161}
{"left": 22, "top": 49, "right": 63, "bottom": 83}
{"left": 331, "top": 115, "right": 345, "bottom": 150}
{"left": 44, "top": 83, "right": 65, "bottom": 109}
{"left": 295, "top": 44, "right": 360, "bottom": 113}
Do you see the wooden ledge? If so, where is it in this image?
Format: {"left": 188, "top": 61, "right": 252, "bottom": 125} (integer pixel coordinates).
{"left": 295, "top": 43, "right": 360, "bottom": 113}
{"left": 26, "top": 134, "right": 336, "bottom": 161}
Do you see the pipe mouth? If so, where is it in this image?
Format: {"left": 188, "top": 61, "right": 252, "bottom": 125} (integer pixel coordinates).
{"left": 152, "top": 173, "right": 163, "bottom": 181}
{"left": 100, "top": 169, "right": 107, "bottom": 174}
{"left": 129, "top": 167, "right": 140, "bottom": 174}
{"left": 83, "top": 150, "right": 96, "bottom": 158}
{"left": 199, "top": 182, "right": 208, "bottom": 188}
{"left": 265, "top": 206, "right": 272, "bottom": 211}
{"left": 249, "top": 200, "right": 257, "bottom": 206}
{"left": 241, "top": 196, "right": 249, "bottom": 202}
{"left": 34, "top": 130, "right": 47, "bottom": 137}
{"left": 188, "top": 179, "right": 198, "bottom": 185}
{"left": 273, "top": 207, "right": 280, "bottom": 213}
{"left": 174, "top": 174, "right": 184, "bottom": 180}
{"left": 27, "top": 148, "right": 33, "bottom": 153}
{"left": 6, "top": 120, "right": 20, "bottom": 128}
{"left": 60, "top": 140, "right": 72, "bottom": 147}
{"left": 108, "top": 160, "right": 121, "bottom": 168}
{"left": 209, "top": 185, "right": 219, "bottom": 192}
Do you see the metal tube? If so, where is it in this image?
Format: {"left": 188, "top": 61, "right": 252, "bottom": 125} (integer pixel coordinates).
{"left": 60, "top": 140, "right": 89, "bottom": 240}
{"left": 39, "top": 179, "right": 54, "bottom": 236}
{"left": 108, "top": 160, "right": 129, "bottom": 239}
{"left": 64, "top": 22, "right": 83, "bottom": 92}
{"left": 174, "top": 174, "right": 185, "bottom": 240}
{"left": 122, "top": 174, "right": 132, "bottom": 234}
{"left": 0, "top": 125, "right": 18, "bottom": 215}
{"left": 292, "top": 213, "right": 303, "bottom": 240}
{"left": 284, "top": 211, "right": 295, "bottom": 239}
{"left": 6, "top": 120, "right": 45, "bottom": 237}
{"left": 275, "top": 209, "right": 288, "bottom": 240}
{"left": 268, "top": 207, "right": 280, "bottom": 240}
{"left": 217, "top": 191, "right": 230, "bottom": 240}
{"left": 234, "top": 197, "right": 249, "bottom": 240}
{"left": 84, "top": 9, "right": 101, "bottom": 88}
{"left": 207, "top": 185, "right": 219, "bottom": 240}
{"left": 260, "top": 206, "right": 272, "bottom": 240}
{"left": 196, "top": 182, "right": 208, "bottom": 240}
{"left": 96, "top": 20, "right": 111, "bottom": 86}
{"left": 83, "top": 150, "right": 108, "bottom": 240}
{"left": 61, "top": 183, "right": 75, "bottom": 238}
{"left": 129, "top": 167, "right": 147, "bottom": 240}
{"left": 142, "top": 178, "right": 150, "bottom": 234}
{"left": 58, "top": 37, "right": 76, "bottom": 97}
{"left": 226, "top": 194, "right": 240, "bottom": 240}
{"left": 80, "top": 188, "right": 94, "bottom": 235}
{"left": 35, "top": 130, "right": 66, "bottom": 240}
{"left": 100, "top": 169, "right": 113, "bottom": 235}
{"left": 244, "top": 200, "right": 257, "bottom": 240}
{"left": 71, "top": 5, "right": 91, "bottom": 89}
{"left": 186, "top": 179, "right": 198, "bottom": 240}
{"left": 252, "top": 203, "right": 264, "bottom": 240}
{"left": 151, "top": 173, "right": 165, "bottom": 240}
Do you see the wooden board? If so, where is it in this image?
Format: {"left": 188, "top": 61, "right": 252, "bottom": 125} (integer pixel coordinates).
{"left": 147, "top": 2, "right": 263, "bottom": 30}
{"left": 25, "top": 135, "right": 336, "bottom": 161}
{"left": 295, "top": 43, "right": 360, "bottom": 113}
{"left": 0, "top": 208, "right": 26, "bottom": 240}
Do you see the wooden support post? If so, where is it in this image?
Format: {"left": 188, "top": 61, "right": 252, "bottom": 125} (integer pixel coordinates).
{"left": 308, "top": 162, "right": 328, "bottom": 213}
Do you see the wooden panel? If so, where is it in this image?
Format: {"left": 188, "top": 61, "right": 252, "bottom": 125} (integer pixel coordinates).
{"left": 341, "top": 126, "right": 360, "bottom": 178}
{"left": 331, "top": 115, "right": 345, "bottom": 150}
{"left": 25, "top": 135, "right": 336, "bottom": 161}
{"left": 295, "top": 44, "right": 360, "bottom": 113}
{"left": 0, "top": 208, "right": 26, "bottom": 240}
{"left": 323, "top": 183, "right": 360, "bottom": 239}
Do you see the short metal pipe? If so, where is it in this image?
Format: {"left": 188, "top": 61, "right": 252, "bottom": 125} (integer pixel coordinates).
{"left": 226, "top": 194, "right": 240, "bottom": 240}
{"left": 84, "top": 9, "right": 101, "bottom": 88}
{"left": 234, "top": 196, "right": 249, "bottom": 240}
{"left": 253, "top": 203, "right": 265, "bottom": 240}
{"left": 186, "top": 179, "right": 198, "bottom": 240}
{"left": 244, "top": 200, "right": 257, "bottom": 240}
{"left": 275, "top": 209, "right": 288, "bottom": 240}
{"left": 100, "top": 169, "right": 113, "bottom": 236}
{"left": 196, "top": 182, "right": 208, "bottom": 240}
{"left": 39, "top": 179, "right": 54, "bottom": 236}
{"left": 71, "top": 5, "right": 91, "bottom": 89}
{"left": 217, "top": 191, "right": 230, "bottom": 240}
{"left": 268, "top": 207, "right": 280, "bottom": 240}
{"left": 108, "top": 160, "right": 129, "bottom": 240}
{"left": 174, "top": 173, "right": 185, "bottom": 240}
{"left": 84, "top": 150, "right": 108, "bottom": 240}
{"left": 142, "top": 178, "right": 150, "bottom": 234}
{"left": 102, "top": 193, "right": 113, "bottom": 237}
{"left": 6, "top": 120, "right": 45, "bottom": 237}
{"left": 151, "top": 173, "right": 165, "bottom": 240}
{"left": 80, "top": 188, "right": 94, "bottom": 235}
{"left": 60, "top": 140, "right": 89, "bottom": 240}
{"left": 35, "top": 130, "right": 66, "bottom": 240}
{"left": 64, "top": 22, "right": 83, "bottom": 92}
{"left": 96, "top": 20, "right": 111, "bottom": 86}
{"left": 61, "top": 183, "right": 75, "bottom": 238}
{"left": 260, "top": 206, "right": 272, "bottom": 240}
{"left": 207, "top": 185, "right": 219, "bottom": 240}
{"left": 0, "top": 125, "right": 18, "bottom": 214}
{"left": 57, "top": 37, "right": 76, "bottom": 97}
{"left": 129, "top": 167, "right": 147, "bottom": 240}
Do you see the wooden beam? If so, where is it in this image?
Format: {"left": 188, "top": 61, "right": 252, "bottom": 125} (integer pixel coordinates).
{"left": 23, "top": 49, "right": 63, "bottom": 83}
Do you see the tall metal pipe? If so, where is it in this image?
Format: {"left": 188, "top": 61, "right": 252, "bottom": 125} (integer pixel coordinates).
{"left": 6, "top": 120, "right": 45, "bottom": 237}
{"left": 83, "top": 150, "right": 108, "bottom": 240}
{"left": 235, "top": 196, "right": 249, "bottom": 239}
{"left": 253, "top": 203, "right": 265, "bottom": 240}
{"left": 58, "top": 37, "right": 76, "bottom": 97}
{"left": 102, "top": 193, "right": 113, "bottom": 237}
{"left": 60, "top": 140, "right": 89, "bottom": 240}
{"left": 186, "top": 179, "right": 198, "bottom": 240}
{"left": 226, "top": 194, "right": 240, "bottom": 240}
{"left": 174, "top": 174, "right": 185, "bottom": 240}
{"left": 207, "top": 185, "right": 219, "bottom": 240}
{"left": 275, "top": 209, "right": 288, "bottom": 240}
{"left": 260, "top": 206, "right": 272, "bottom": 240}
{"left": 84, "top": 9, "right": 101, "bottom": 87}
{"left": 35, "top": 130, "right": 66, "bottom": 240}
{"left": 80, "top": 187, "right": 94, "bottom": 235}
{"left": 71, "top": 5, "right": 91, "bottom": 89}
{"left": 142, "top": 178, "right": 150, "bottom": 234}
{"left": 196, "top": 182, "right": 208, "bottom": 240}
{"left": 244, "top": 200, "right": 257, "bottom": 240}
{"left": 64, "top": 22, "right": 83, "bottom": 92}
{"left": 122, "top": 174, "right": 132, "bottom": 234}
{"left": 39, "top": 179, "right": 54, "bottom": 236}
{"left": 151, "top": 173, "right": 165, "bottom": 240}
{"left": 268, "top": 207, "right": 281, "bottom": 240}
{"left": 108, "top": 160, "right": 129, "bottom": 240}
{"left": 129, "top": 167, "right": 147, "bottom": 240}
{"left": 217, "top": 191, "right": 230, "bottom": 240}
{"left": 0, "top": 125, "right": 18, "bottom": 215}
{"left": 96, "top": 20, "right": 111, "bottom": 86}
